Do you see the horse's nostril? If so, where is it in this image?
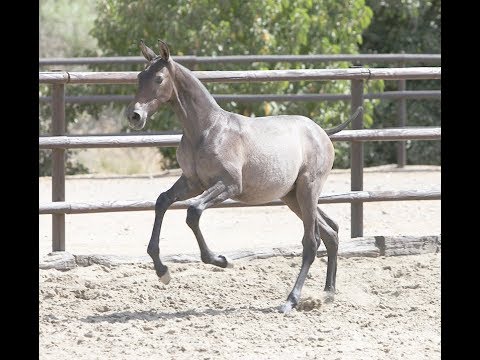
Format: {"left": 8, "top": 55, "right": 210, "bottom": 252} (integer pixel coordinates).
{"left": 131, "top": 112, "right": 140, "bottom": 121}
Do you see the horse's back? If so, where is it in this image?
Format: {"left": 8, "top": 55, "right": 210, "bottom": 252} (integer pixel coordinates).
{"left": 239, "top": 114, "right": 333, "bottom": 169}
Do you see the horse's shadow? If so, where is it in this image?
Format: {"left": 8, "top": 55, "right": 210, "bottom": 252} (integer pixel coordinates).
{"left": 81, "top": 305, "right": 279, "bottom": 324}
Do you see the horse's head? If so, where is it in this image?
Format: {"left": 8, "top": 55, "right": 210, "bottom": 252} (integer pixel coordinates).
{"left": 126, "top": 40, "right": 174, "bottom": 130}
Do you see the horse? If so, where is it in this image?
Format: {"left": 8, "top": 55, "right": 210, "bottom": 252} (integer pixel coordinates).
{"left": 126, "top": 40, "right": 362, "bottom": 313}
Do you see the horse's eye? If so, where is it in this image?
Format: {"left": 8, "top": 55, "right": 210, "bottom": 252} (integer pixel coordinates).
{"left": 155, "top": 76, "right": 163, "bottom": 84}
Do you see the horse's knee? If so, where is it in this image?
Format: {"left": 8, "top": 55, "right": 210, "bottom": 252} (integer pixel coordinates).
{"left": 186, "top": 205, "right": 202, "bottom": 228}
{"left": 155, "top": 192, "right": 172, "bottom": 213}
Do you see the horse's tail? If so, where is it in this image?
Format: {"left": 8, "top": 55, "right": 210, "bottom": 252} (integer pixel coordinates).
{"left": 324, "top": 106, "right": 363, "bottom": 136}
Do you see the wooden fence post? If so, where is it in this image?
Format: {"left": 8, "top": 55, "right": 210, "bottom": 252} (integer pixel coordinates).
{"left": 350, "top": 72, "right": 364, "bottom": 238}
{"left": 397, "top": 60, "right": 407, "bottom": 167}
{"left": 51, "top": 81, "right": 66, "bottom": 251}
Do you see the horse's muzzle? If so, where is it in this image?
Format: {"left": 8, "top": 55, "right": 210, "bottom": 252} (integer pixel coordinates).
{"left": 126, "top": 106, "right": 147, "bottom": 130}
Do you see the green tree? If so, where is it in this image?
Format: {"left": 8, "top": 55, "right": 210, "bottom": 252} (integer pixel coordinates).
{"left": 39, "top": 0, "right": 98, "bottom": 58}
{"left": 39, "top": 0, "right": 98, "bottom": 176}
{"left": 360, "top": 0, "right": 441, "bottom": 166}
{"left": 86, "top": 0, "right": 382, "bottom": 168}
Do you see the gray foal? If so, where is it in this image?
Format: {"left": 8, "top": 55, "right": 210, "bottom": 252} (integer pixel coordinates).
{"left": 126, "top": 40, "right": 362, "bottom": 313}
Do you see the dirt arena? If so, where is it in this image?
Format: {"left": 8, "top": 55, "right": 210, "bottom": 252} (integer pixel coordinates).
{"left": 39, "top": 165, "right": 441, "bottom": 359}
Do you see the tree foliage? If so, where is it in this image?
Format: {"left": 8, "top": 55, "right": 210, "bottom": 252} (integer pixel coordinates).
{"left": 360, "top": 0, "right": 441, "bottom": 166}
{"left": 362, "top": 0, "right": 440, "bottom": 53}
{"left": 39, "top": 0, "right": 97, "bottom": 176}
{"left": 87, "top": 0, "right": 382, "bottom": 168}
{"left": 39, "top": 0, "right": 98, "bottom": 58}
{"left": 40, "top": 0, "right": 440, "bottom": 174}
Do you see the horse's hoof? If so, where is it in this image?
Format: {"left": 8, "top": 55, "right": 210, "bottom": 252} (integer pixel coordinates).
{"left": 279, "top": 301, "right": 295, "bottom": 314}
{"left": 159, "top": 268, "right": 171, "bottom": 285}
{"left": 219, "top": 255, "right": 234, "bottom": 268}
{"left": 323, "top": 290, "right": 335, "bottom": 303}
{"left": 224, "top": 256, "right": 234, "bottom": 268}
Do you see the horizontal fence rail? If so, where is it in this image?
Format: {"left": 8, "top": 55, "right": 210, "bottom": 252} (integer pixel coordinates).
{"left": 39, "top": 54, "right": 441, "bottom": 66}
{"left": 39, "top": 128, "right": 441, "bottom": 149}
{"left": 39, "top": 67, "right": 441, "bottom": 85}
{"left": 38, "top": 90, "right": 441, "bottom": 104}
{"left": 39, "top": 190, "right": 441, "bottom": 215}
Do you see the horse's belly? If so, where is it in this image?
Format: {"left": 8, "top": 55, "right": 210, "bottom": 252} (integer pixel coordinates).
{"left": 234, "top": 156, "right": 301, "bottom": 204}
{"left": 233, "top": 183, "right": 294, "bottom": 204}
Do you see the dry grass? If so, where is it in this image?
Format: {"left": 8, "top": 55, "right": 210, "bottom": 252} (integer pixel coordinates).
{"left": 68, "top": 106, "right": 165, "bottom": 175}
{"left": 73, "top": 148, "right": 164, "bottom": 175}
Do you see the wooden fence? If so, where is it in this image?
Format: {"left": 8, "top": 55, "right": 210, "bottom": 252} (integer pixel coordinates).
{"left": 39, "top": 66, "right": 441, "bottom": 252}
{"left": 40, "top": 53, "right": 441, "bottom": 168}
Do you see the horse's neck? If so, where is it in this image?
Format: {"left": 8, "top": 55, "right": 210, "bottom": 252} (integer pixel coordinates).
{"left": 169, "top": 62, "right": 223, "bottom": 139}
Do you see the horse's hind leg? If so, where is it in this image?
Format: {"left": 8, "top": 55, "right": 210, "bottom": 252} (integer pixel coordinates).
{"left": 316, "top": 209, "right": 339, "bottom": 293}
{"left": 281, "top": 190, "right": 339, "bottom": 311}
{"left": 282, "top": 191, "right": 339, "bottom": 251}
{"left": 317, "top": 207, "right": 339, "bottom": 234}
{"left": 280, "top": 175, "right": 321, "bottom": 313}
{"left": 281, "top": 189, "right": 302, "bottom": 219}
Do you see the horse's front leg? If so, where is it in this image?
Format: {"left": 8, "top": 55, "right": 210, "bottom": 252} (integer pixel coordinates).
{"left": 186, "top": 181, "right": 240, "bottom": 268}
{"left": 148, "top": 175, "right": 201, "bottom": 284}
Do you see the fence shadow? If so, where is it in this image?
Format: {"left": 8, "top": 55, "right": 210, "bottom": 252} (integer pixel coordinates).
{"left": 80, "top": 305, "right": 280, "bottom": 324}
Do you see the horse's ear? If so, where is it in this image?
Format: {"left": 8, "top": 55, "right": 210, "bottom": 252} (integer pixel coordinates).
{"left": 157, "top": 39, "right": 170, "bottom": 61}
{"left": 139, "top": 40, "right": 157, "bottom": 62}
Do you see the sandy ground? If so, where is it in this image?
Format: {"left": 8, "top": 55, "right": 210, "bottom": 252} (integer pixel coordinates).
{"left": 39, "top": 164, "right": 441, "bottom": 359}
{"left": 39, "top": 253, "right": 440, "bottom": 359}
